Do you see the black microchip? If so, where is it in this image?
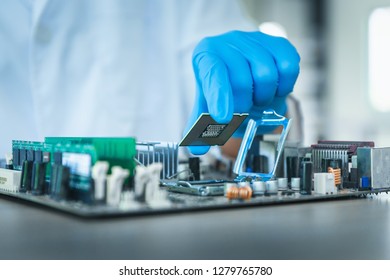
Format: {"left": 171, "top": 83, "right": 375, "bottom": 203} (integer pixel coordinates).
{"left": 200, "top": 124, "right": 227, "bottom": 138}
{"left": 179, "top": 113, "right": 248, "bottom": 146}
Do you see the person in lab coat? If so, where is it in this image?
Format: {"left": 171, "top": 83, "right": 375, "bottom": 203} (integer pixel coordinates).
{"left": 0, "top": 0, "right": 299, "bottom": 158}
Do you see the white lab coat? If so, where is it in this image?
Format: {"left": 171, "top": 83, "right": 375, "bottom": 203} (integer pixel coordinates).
{"left": 0, "top": 0, "right": 253, "bottom": 156}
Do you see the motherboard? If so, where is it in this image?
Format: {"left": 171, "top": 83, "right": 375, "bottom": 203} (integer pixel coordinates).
{"left": 0, "top": 112, "right": 389, "bottom": 218}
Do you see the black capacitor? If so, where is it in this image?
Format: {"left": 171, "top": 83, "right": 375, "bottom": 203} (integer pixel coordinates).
{"left": 49, "top": 164, "right": 58, "bottom": 195}
{"left": 31, "top": 162, "right": 47, "bottom": 195}
{"left": 189, "top": 157, "right": 200, "bottom": 181}
{"left": 20, "top": 160, "right": 33, "bottom": 192}
{"left": 350, "top": 167, "right": 358, "bottom": 188}
{"left": 50, "top": 164, "right": 70, "bottom": 200}
{"left": 286, "top": 156, "right": 300, "bottom": 182}
{"left": 301, "top": 161, "right": 313, "bottom": 195}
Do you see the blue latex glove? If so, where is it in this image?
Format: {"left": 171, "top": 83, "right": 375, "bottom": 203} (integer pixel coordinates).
{"left": 185, "top": 30, "right": 300, "bottom": 155}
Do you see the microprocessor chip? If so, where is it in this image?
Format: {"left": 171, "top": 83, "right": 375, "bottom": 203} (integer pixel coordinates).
{"left": 201, "top": 124, "right": 227, "bottom": 138}
{"left": 179, "top": 113, "right": 248, "bottom": 146}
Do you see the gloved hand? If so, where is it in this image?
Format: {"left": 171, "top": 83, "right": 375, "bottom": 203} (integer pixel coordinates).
{"left": 185, "top": 30, "right": 300, "bottom": 155}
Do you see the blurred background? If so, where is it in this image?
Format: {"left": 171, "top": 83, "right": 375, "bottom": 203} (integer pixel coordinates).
{"left": 243, "top": 0, "right": 390, "bottom": 147}
{"left": 2, "top": 0, "right": 390, "bottom": 153}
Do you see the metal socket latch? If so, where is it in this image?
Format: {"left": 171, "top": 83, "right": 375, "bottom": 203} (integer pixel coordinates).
{"left": 233, "top": 110, "right": 292, "bottom": 182}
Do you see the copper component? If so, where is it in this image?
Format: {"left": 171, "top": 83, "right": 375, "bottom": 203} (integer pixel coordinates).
{"left": 328, "top": 167, "right": 341, "bottom": 186}
{"left": 225, "top": 185, "right": 253, "bottom": 200}
{"left": 225, "top": 185, "right": 240, "bottom": 200}
{"left": 238, "top": 186, "right": 253, "bottom": 200}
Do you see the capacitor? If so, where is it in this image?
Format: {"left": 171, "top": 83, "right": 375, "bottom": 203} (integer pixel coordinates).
{"left": 286, "top": 156, "right": 299, "bottom": 182}
{"left": 291, "top": 177, "right": 301, "bottom": 191}
{"left": 31, "top": 162, "right": 47, "bottom": 195}
{"left": 50, "top": 164, "right": 70, "bottom": 200}
{"left": 301, "top": 161, "right": 313, "bottom": 195}
{"left": 252, "top": 181, "right": 266, "bottom": 195}
{"left": 20, "top": 160, "right": 33, "bottom": 192}
{"left": 349, "top": 167, "right": 358, "bottom": 188}
{"left": 188, "top": 157, "right": 200, "bottom": 181}
{"left": 266, "top": 180, "right": 278, "bottom": 195}
{"left": 277, "top": 178, "right": 288, "bottom": 191}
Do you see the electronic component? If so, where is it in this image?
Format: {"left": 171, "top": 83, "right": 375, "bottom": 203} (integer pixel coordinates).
{"left": 92, "top": 161, "right": 109, "bottom": 202}
{"left": 20, "top": 160, "right": 33, "bottom": 192}
{"left": 134, "top": 162, "right": 169, "bottom": 207}
{"left": 31, "top": 162, "right": 47, "bottom": 195}
{"left": 1, "top": 131, "right": 390, "bottom": 218}
{"left": 50, "top": 165, "right": 71, "bottom": 200}
{"left": 179, "top": 113, "right": 248, "bottom": 146}
{"left": 266, "top": 180, "right": 278, "bottom": 194}
{"left": 277, "top": 178, "right": 288, "bottom": 191}
{"left": 0, "top": 169, "right": 21, "bottom": 192}
{"left": 328, "top": 167, "right": 341, "bottom": 186}
{"left": 188, "top": 157, "right": 200, "bottom": 181}
{"left": 5, "top": 154, "right": 13, "bottom": 170}
{"left": 12, "top": 137, "right": 136, "bottom": 203}
{"left": 252, "top": 181, "right": 266, "bottom": 195}
{"left": 357, "top": 147, "right": 390, "bottom": 190}
{"left": 164, "top": 180, "right": 226, "bottom": 196}
{"left": 291, "top": 177, "right": 301, "bottom": 191}
{"left": 225, "top": 182, "right": 252, "bottom": 200}
{"left": 136, "top": 142, "right": 178, "bottom": 179}
{"left": 314, "top": 173, "right": 337, "bottom": 195}
{"left": 311, "top": 141, "right": 374, "bottom": 188}
{"left": 301, "top": 161, "right": 312, "bottom": 195}
{"left": 107, "top": 166, "right": 129, "bottom": 206}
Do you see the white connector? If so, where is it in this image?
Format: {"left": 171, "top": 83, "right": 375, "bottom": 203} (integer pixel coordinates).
{"left": 135, "top": 163, "right": 169, "bottom": 207}
{"left": 5, "top": 154, "right": 13, "bottom": 166}
{"left": 0, "top": 168, "right": 22, "bottom": 192}
{"left": 91, "top": 161, "right": 109, "bottom": 201}
{"left": 314, "top": 173, "right": 337, "bottom": 195}
{"left": 106, "top": 166, "right": 129, "bottom": 206}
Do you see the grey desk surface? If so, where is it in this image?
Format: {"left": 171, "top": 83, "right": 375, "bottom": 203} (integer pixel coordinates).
{"left": 1, "top": 193, "right": 390, "bottom": 260}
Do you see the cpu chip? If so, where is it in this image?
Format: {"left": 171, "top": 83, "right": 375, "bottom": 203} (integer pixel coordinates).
{"left": 179, "top": 113, "right": 248, "bottom": 146}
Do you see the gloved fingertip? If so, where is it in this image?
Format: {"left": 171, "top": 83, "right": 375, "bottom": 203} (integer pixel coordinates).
{"left": 188, "top": 146, "right": 210, "bottom": 156}
{"left": 210, "top": 110, "right": 233, "bottom": 124}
